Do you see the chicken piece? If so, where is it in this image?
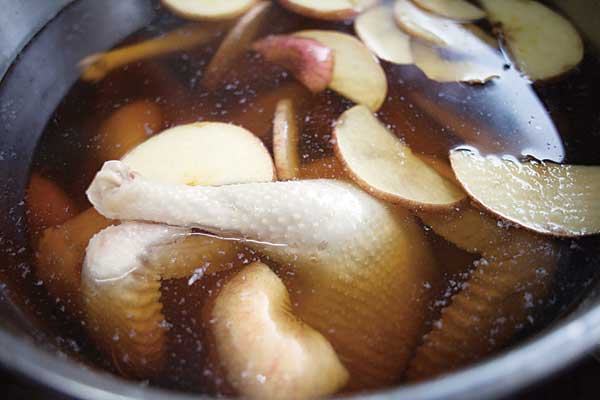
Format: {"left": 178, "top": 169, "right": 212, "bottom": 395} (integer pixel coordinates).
{"left": 87, "top": 160, "right": 440, "bottom": 389}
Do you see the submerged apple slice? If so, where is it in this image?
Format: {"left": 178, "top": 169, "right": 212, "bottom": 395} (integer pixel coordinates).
{"left": 334, "top": 105, "right": 466, "bottom": 208}
{"left": 202, "top": 1, "right": 272, "bottom": 90}
{"left": 161, "top": 0, "right": 259, "bottom": 20}
{"left": 479, "top": 0, "right": 583, "bottom": 81}
{"left": 278, "top": 0, "right": 377, "bottom": 21}
{"left": 252, "top": 35, "right": 334, "bottom": 93}
{"left": 450, "top": 149, "right": 600, "bottom": 237}
{"left": 354, "top": 4, "right": 413, "bottom": 65}
{"left": 412, "top": 41, "right": 500, "bottom": 84}
{"left": 211, "top": 261, "right": 349, "bottom": 399}
{"left": 122, "top": 122, "right": 275, "bottom": 185}
{"left": 97, "top": 100, "right": 163, "bottom": 161}
{"left": 273, "top": 99, "right": 301, "bottom": 180}
{"left": 394, "top": 0, "right": 490, "bottom": 53}
{"left": 412, "top": 0, "right": 485, "bottom": 21}
{"left": 294, "top": 30, "right": 388, "bottom": 111}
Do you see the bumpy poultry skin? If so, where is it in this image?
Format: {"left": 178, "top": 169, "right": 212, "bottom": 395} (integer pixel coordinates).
{"left": 87, "top": 160, "right": 440, "bottom": 389}
{"left": 82, "top": 222, "right": 241, "bottom": 378}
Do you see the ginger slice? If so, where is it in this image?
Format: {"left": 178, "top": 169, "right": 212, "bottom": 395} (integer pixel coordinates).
{"left": 408, "top": 205, "right": 559, "bottom": 380}
{"left": 36, "top": 208, "right": 114, "bottom": 313}
{"left": 79, "top": 24, "right": 223, "bottom": 82}
{"left": 82, "top": 222, "right": 241, "bottom": 378}
{"left": 209, "top": 261, "right": 349, "bottom": 399}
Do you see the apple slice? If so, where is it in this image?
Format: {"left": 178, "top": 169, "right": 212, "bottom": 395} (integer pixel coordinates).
{"left": 210, "top": 261, "right": 349, "bottom": 399}
{"left": 252, "top": 35, "right": 334, "bottom": 93}
{"left": 122, "top": 122, "right": 275, "bottom": 185}
{"left": 277, "top": 0, "right": 377, "bottom": 21}
{"left": 412, "top": 0, "right": 485, "bottom": 21}
{"left": 479, "top": 0, "right": 583, "bottom": 81}
{"left": 450, "top": 149, "right": 600, "bottom": 237}
{"left": 411, "top": 41, "right": 500, "bottom": 84}
{"left": 26, "top": 173, "right": 78, "bottom": 239}
{"left": 273, "top": 99, "right": 301, "bottom": 180}
{"left": 394, "top": 0, "right": 490, "bottom": 53}
{"left": 334, "top": 105, "right": 466, "bottom": 208}
{"left": 354, "top": 4, "right": 413, "bottom": 65}
{"left": 202, "top": 1, "right": 272, "bottom": 90}
{"left": 79, "top": 24, "right": 221, "bottom": 82}
{"left": 294, "top": 30, "right": 388, "bottom": 111}
{"left": 97, "top": 100, "right": 163, "bottom": 161}
{"left": 161, "top": 0, "right": 259, "bottom": 20}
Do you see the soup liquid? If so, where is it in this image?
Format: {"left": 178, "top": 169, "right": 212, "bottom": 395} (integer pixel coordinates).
{"left": 20, "top": 0, "right": 600, "bottom": 395}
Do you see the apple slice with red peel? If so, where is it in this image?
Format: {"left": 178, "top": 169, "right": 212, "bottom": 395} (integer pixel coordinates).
{"left": 479, "top": 0, "right": 583, "bottom": 81}
{"left": 412, "top": 41, "right": 500, "bottom": 84}
{"left": 122, "top": 122, "right": 275, "bottom": 186}
{"left": 355, "top": 4, "right": 413, "bottom": 65}
{"left": 273, "top": 99, "right": 302, "bottom": 180}
{"left": 252, "top": 35, "right": 334, "bottom": 93}
{"left": 334, "top": 105, "right": 466, "bottom": 209}
{"left": 210, "top": 261, "right": 349, "bottom": 399}
{"left": 202, "top": 1, "right": 272, "bottom": 90}
{"left": 394, "top": 0, "right": 490, "bottom": 53}
{"left": 161, "top": 0, "right": 259, "bottom": 20}
{"left": 294, "top": 30, "right": 388, "bottom": 111}
{"left": 412, "top": 0, "right": 485, "bottom": 21}
{"left": 277, "top": 0, "right": 377, "bottom": 21}
{"left": 450, "top": 149, "right": 600, "bottom": 237}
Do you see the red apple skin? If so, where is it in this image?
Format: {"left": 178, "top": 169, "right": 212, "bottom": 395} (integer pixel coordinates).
{"left": 252, "top": 35, "right": 334, "bottom": 93}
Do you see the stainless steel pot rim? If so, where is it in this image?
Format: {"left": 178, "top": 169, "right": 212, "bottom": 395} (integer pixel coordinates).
{"left": 1, "top": 301, "right": 600, "bottom": 400}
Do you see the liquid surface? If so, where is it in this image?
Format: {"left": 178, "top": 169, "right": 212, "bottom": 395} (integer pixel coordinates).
{"left": 12, "top": 0, "right": 600, "bottom": 396}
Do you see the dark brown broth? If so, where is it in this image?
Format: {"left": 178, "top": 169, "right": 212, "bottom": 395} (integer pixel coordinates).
{"left": 21, "top": 1, "right": 600, "bottom": 395}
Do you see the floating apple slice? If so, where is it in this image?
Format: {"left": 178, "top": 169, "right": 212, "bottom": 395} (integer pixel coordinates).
{"left": 97, "top": 100, "right": 163, "bottom": 161}
{"left": 412, "top": 41, "right": 500, "bottom": 84}
{"left": 450, "top": 149, "right": 600, "bottom": 237}
{"left": 479, "top": 0, "right": 583, "bottom": 81}
{"left": 354, "top": 4, "right": 413, "bottom": 65}
{"left": 122, "top": 122, "right": 275, "bottom": 185}
{"left": 79, "top": 24, "right": 221, "bottom": 82}
{"left": 210, "top": 261, "right": 349, "bottom": 399}
{"left": 252, "top": 35, "right": 334, "bottom": 93}
{"left": 278, "top": 0, "right": 377, "bottom": 21}
{"left": 273, "top": 99, "right": 301, "bottom": 180}
{"left": 161, "top": 0, "right": 259, "bottom": 20}
{"left": 334, "top": 105, "right": 466, "bottom": 208}
{"left": 294, "top": 30, "right": 388, "bottom": 111}
{"left": 412, "top": 0, "right": 485, "bottom": 21}
{"left": 202, "top": 2, "right": 272, "bottom": 90}
{"left": 394, "top": 0, "right": 490, "bottom": 53}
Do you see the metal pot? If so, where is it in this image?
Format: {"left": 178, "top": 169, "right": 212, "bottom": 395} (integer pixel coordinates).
{"left": 1, "top": 1, "right": 600, "bottom": 399}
